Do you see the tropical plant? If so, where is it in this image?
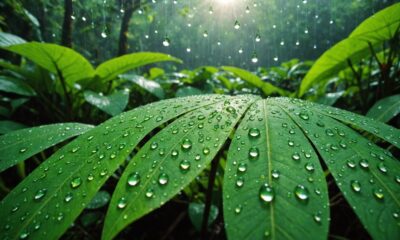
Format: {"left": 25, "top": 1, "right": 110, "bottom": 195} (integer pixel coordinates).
{"left": 300, "top": 3, "right": 400, "bottom": 111}
{"left": 0, "top": 94, "right": 398, "bottom": 240}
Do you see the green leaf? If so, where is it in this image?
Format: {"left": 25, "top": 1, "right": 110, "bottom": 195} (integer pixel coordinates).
{"left": 0, "top": 123, "right": 94, "bottom": 173}
{"left": 223, "top": 99, "right": 329, "bottom": 239}
{"left": 121, "top": 74, "right": 165, "bottom": 99}
{"left": 222, "top": 66, "right": 287, "bottom": 96}
{"left": 84, "top": 90, "right": 130, "bottom": 116}
{"left": 315, "top": 91, "right": 345, "bottom": 106}
{"left": 102, "top": 95, "right": 258, "bottom": 239}
{"left": 277, "top": 98, "right": 400, "bottom": 240}
{"left": 309, "top": 101, "right": 400, "bottom": 149}
{"left": 3, "top": 42, "right": 95, "bottom": 84}
{"left": 0, "top": 76, "right": 37, "bottom": 96}
{"left": 367, "top": 94, "right": 400, "bottom": 123}
{"left": 188, "top": 202, "right": 219, "bottom": 231}
{"left": 176, "top": 86, "right": 203, "bottom": 97}
{"left": 0, "top": 32, "right": 26, "bottom": 47}
{"left": 95, "top": 52, "right": 182, "bottom": 82}
{"left": 300, "top": 3, "right": 400, "bottom": 96}
{"left": 0, "top": 120, "right": 27, "bottom": 134}
{"left": 0, "top": 95, "right": 230, "bottom": 240}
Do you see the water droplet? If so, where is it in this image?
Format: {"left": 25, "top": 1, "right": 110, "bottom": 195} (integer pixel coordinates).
{"left": 150, "top": 142, "right": 158, "bottom": 150}
{"left": 70, "top": 177, "right": 82, "bottom": 188}
{"left": 19, "top": 148, "right": 27, "bottom": 153}
{"left": 34, "top": 189, "right": 47, "bottom": 201}
{"left": 248, "top": 128, "right": 260, "bottom": 138}
{"left": 373, "top": 189, "right": 384, "bottom": 200}
{"left": 237, "top": 163, "right": 247, "bottom": 173}
{"left": 359, "top": 159, "right": 369, "bottom": 169}
{"left": 259, "top": 183, "right": 275, "bottom": 203}
{"left": 234, "top": 20, "right": 240, "bottom": 29}
{"left": 128, "top": 172, "right": 140, "bottom": 187}
{"left": 117, "top": 197, "right": 127, "bottom": 209}
{"left": 158, "top": 173, "right": 169, "bottom": 185}
{"left": 313, "top": 211, "right": 322, "bottom": 223}
{"left": 181, "top": 139, "right": 192, "bottom": 150}
{"left": 203, "top": 31, "right": 208, "bottom": 38}
{"left": 377, "top": 162, "right": 387, "bottom": 173}
{"left": 292, "top": 153, "right": 300, "bottom": 161}
{"left": 294, "top": 185, "right": 309, "bottom": 201}
{"left": 180, "top": 160, "right": 191, "bottom": 171}
{"left": 236, "top": 177, "right": 244, "bottom": 188}
{"left": 249, "top": 147, "right": 259, "bottom": 159}
{"left": 251, "top": 52, "right": 258, "bottom": 63}
{"left": 64, "top": 193, "right": 73, "bottom": 202}
{"left": 19, "top": 231, "right": 29, "bottom": 239}
{"left": 346, "top": 160, "right": 356, "bottom": 168}
{"left": 203, "top": 147, "right": 210, "bottom": 155}
{"left": 299, "top": 112, "right": 309, "bottom": 120}
{"left": 271, "top": 169, "right": 280, "bottom": 179}
{"left": 71, "top": 147, "right": 80, "bottom": 153}
{"left": 255, "top": 34, "right": 261, "bottom": 42}
{"left": 234, "top": 204, "right": 242, "bottom": 214}
{"left": 145, "top": 188, "right": 154, "bottom": 198}
{"left": 305, "top": 163, "right": 315, "bottom": 172}
{"left": 350, "top": 180, "right": 361, "bottom": 192}
{"left": 162, "top": 36, "right": 170, "bottom": 47}
{"left": 171, "top": 149, "right": 179, "bottom": 157}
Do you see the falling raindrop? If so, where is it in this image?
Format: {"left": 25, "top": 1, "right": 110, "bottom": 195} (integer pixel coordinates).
{"left": 234, "top": 20, "right": 240, "bottom": 30}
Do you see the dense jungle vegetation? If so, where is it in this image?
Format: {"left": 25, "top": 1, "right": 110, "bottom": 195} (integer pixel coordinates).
{"left": 0, "top": 1, "right": 399, "bottom": 240}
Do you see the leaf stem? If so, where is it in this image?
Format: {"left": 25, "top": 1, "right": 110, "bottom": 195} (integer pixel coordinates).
{"left": 200, "top": 156, "right": 220, "bottom": 239}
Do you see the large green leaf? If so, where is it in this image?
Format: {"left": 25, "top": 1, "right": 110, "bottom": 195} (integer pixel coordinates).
{"left": 0, "top": 32, "right": 26, "bottom": 47}
{"left": 299, "top": 3, "right": 400, "bottom": 96}
{"left": 102, "top": 95, "right": 258, "bottom": 239}
{"left": 367, "top": 94, "right": 400, "bottom": 123}
{"left": 275, "top": 98, "right": 399, "bottom": 240}
{"left": 223, "top": 99, "right": 329, "bottom": 239}
{"left": 0, "top": 76, "right": 37, "bottom": 96}
{"left": 95, "top": 52, "right": 182, "bottom": 82}
{"left": 84, "top": 90, "right": 130, "bottom": 116}
{"left": 0, "top": 123, "right": 94, "bottom": 172}
{"left": 0, "top": 95, "right": 229, "bottom": 240}
{"left": 2, "top": 42, "right": 95, "bottom": 84}
{"left": 222, "top": 66, "right": 287, "bottom": 96}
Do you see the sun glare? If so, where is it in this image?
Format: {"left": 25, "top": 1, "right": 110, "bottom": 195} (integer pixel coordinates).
{"left": 217, "top": 0, "right": 235, "bottom": 5}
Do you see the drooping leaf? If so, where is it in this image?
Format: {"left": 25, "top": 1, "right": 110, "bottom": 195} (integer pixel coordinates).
{"left": 276, "top": 98, "right": 400, "bottom": 240}
{"left": 0, "top": 120, "right": 27, "bottom": 134}
{"left": 222, "top": 66, "right": 287, "bottom": 96}
{"left": 121, "top": 74, "right": 165, "bottom": 99}
{"left": 2, "top": 42, "right": 95, "bottom": 84}
{"left": 223, "top": 99, "right": 329, "bottom": 240}
{"left": 0, "top": 32, "right": 26, "bottom": 47}
{"left": 0, "top": 76, "right": 37, "bottom": 96}
{"left": 0, "top": 123, "right": 94, "bottom": 172}
{"left": 367, "top": 94, "right": 400, "bottom": 123}
{"left": 0, "top": 95, "right": 230, "bottom": 240}
{"left": 188, "top": 202, "right": 219, "bottom": 232}
{"left": 102, "top": 95, "right": 258, "bottom": 239}
{"left": 95, "top": 52, "right": 182, "bottom": 82}
{"left": 300, "top": 3, "right": 400, "bottom": 96}
{"left": 84, "top": 90, "right": 130, "bottom": 116}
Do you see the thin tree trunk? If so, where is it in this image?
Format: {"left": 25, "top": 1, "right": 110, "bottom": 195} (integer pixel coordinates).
{"left": 61, "top": 0, "right": 73, "bottom": 48}
{"left": 118, "top": 0, "right": 141, "bottom": 56}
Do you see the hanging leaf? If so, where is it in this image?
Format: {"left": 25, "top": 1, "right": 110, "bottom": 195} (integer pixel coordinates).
{"left": 367, "top": 94, "right": 400, "bottom": 123}
{"left": 0, "top": 120, "right": 27, "bottom": 134}
{"left": 300, "top": 3, "right": 400, "bottom": 96}
{"left": 0, "top": 32, "right": 26, "bottom": 47}
{"left": 121, "top": 74, "right": 165, "bottom": 99}
{"left": 188, "top": 202, "right": 219, "bottom": 232}
{"left": 84, "top": 90, "right": 130, "bottom": 116}
{"left": 176, "top": 86, "right": 203, "bottom": 97}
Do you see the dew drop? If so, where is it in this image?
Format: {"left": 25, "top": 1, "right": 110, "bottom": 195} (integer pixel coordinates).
{"left": 180, "top": 159, "right": 191, "bottom": 171}
{"left": 236, "top": 177, "right": 244, "bottom": 188}
{"left": 313, "top": 211, "right": 322, "bottom": 223}
{"left": 128, "top": 172, "right": 140, "bottom": 187}
{"left": 34, "top": 189, "right": 47, "bottom": 201}
{"left": 359, "top": 159, "right": 369, "bottom": 169}
{"left": 249, "top": 147, "right": 259, "bottom": 159}
{"left": 248, "top": 128, "right": 260, "bottom": 138}
{"left": 373, "top": 189, "right": 384, "bottom": 200}
{"left": 171, "top": 149, "right": 179, "bottom": 157}
{"left": 350, "top": 180, "right": 361, "bottom": 192}
{"left": 158, "top": 173, "right": 169, "bottom": 185}
{"left": 70, "top": 177, "right": 82, "bottom": 189}
{"left": 292, "top": 153, "right": 300, "bottom": 161}
{"left": 294, "top": 185, "right": 309, "bottom": 201}
{"left": 19, "top": 148, "right": 27, "bottom": 153}
{"left": 117, "top": 197, "right": 127, "bottom": 209}
{"left": 305, "top": 163, "right": 315, "bottom": 172}
{"left": 150, "top": 142, "right": 158, "bottom": 150}
{"left": 259, "top": 183, "right": 275, "bottom": 203}
{"left": 203, "top": 147, "right": 210, "bottom": 155}
{"left": 181, "top": 139, "right": 192, "bottom": 150}
{"left": 145, "top": 188, "right": 154, "bottom": 198}
{"left": 64, "top": 192, "right": 73, "bottom": 203}
{"left": 377, "top": 162, "right": 387, "bottom": 174}
{"left": 299, "top": 112, "right": 309, "bottom": 120}
{"left": 271, "top": 169, "right": 280, "bottom": 179}
{"left": 346, "top": 160, "right": 356, "bottom": 168}
{"left": 237, "top": 163, "right": 247, "bottom": 173}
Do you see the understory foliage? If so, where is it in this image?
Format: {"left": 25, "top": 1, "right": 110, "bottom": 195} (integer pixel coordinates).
{"left": 0, "top": 3, "right": 399, "bottom": 240}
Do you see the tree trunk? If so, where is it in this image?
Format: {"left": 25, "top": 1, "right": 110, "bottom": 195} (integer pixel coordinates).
{"left": 118, "top": 0, "right": 141, "bottom": 56}
{"left": 61, "top": 0, "right": 73, "bottom": 48}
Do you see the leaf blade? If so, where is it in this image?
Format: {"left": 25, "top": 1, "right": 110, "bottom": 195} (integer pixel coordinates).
{"left": 366, "top": 94, "right": 400, "bottom": 123}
